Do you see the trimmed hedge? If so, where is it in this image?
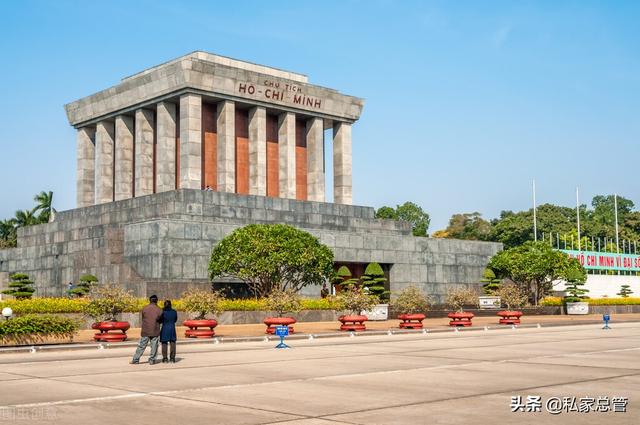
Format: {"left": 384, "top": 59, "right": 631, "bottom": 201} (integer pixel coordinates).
{"left": 0, "top": 314, "right": 79, "bottom": 341}
{"left": 541, "top": 297, "right": 640, "bottom": 306}
{"left": 0, "top": 297, "right": 342, "bottom": 314}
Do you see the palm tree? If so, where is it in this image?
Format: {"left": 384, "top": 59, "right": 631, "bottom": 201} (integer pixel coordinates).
{"left": 14, "top": 209, "right": 39, "bottom": 227}
{"left": 33, "top": 191, "right": 55, "bottom": 223}
{"left": 0, "top": 218, "right": 16, "bottom": 241}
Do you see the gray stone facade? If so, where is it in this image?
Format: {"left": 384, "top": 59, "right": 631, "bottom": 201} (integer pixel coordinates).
{"left": 67, "top": 51, "right": 362, "bottom": 206}
{"left": 0, "top": 190, "right": 501, "bottom": 302}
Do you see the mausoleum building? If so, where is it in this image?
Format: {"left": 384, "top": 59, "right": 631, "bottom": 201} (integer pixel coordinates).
{"left": 0, "top": 52, "right": 501, "bottom": 301}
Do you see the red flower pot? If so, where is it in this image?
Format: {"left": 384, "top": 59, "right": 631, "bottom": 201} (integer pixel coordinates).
{"left": 398, "top": 313, "right": 426, "bottom": 329}
{"left": 448, "top": 312, "right": 474, "bottom": 327}
{"left": 92, "top": 321, "right": 130, "bottom": 342}
{"left": 339, "top": 315, "right": 368, "bottom": 331}
{"left": 183, "top": 319, "right": 218, "bottom": 338}
{"left": 497, "top": 310, "right": 523, "bottom": 325}
{"left": 264, "top": 317, "right": 296, "bottom": 334}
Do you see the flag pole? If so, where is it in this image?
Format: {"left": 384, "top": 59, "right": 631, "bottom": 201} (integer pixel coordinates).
{"left": 533, "top": 180, "right": 537, "bottom": 241}
{"left": 576, "top": 187, "right": 581, "bottom": 252}
{"left": 614, "top": 194, "right": 620, "bottom": 253}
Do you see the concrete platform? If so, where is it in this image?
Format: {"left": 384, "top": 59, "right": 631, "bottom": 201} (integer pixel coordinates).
{"left": 0, "top": 323, "right": 638, "bottom": 424}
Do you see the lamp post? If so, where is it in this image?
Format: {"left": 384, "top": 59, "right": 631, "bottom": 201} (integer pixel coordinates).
{"left": 2, "top": 307, "right": 12, "bottom": 320}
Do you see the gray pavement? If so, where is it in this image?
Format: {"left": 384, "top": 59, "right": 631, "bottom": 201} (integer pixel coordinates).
{"left": 0, "top": 323, "right": 638, "bottom": 424}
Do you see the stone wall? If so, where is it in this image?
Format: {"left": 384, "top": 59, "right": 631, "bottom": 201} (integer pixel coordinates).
{"left": 0, "top": 189, "right": 501, "bottom": 302}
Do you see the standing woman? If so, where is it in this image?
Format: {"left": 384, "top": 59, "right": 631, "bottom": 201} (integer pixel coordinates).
{"left": 159, "top": 300, "right": 178, "bottom": 363}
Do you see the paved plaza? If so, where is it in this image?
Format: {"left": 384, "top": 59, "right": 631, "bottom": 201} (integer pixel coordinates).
{"left": 0, "top": 322, "right": 638, "bottom": 424}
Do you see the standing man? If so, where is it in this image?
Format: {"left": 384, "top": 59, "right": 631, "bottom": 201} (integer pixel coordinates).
{"left": 131, "top": 295, "right": 162, "bottom": 365}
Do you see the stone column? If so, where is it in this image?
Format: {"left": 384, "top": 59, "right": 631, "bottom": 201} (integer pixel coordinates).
{"left": 217, "top": 100, "right": 235, "bottom": 193}
{"left": 156, "top": 102, "right": 177, "bottom": 193}
{"left": 76, "top": 127, "right": 96, "bottom": 207}
{"left": 306, "top": 117, "right": 325, "bottom": 202}
{"left": 135, "top": 109, "right": 155, "bottom": 196}
{"left": 94, "top": 121, "right": 115, "bottom": 204}
{"left": 333, "top": 122, "right": 352, "bottom": 205}
{"left": 248, "top": 106, "right": 266, "bottom": 196}
{"left": 278, "top": 112, "right": 296, "bottom": 199}
{"left": 179, "top": 94, "right": 202, "bottom": 189}
{"left": 114, "top": 115, "right": 134, "bottom": 201}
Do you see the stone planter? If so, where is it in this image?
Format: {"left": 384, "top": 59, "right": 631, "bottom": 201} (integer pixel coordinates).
{"left": 497, "top": 310, "right": 523, "bottom": 325}
{"left": 92, "top": 321, "right": 130, "bottom": 342}
{"left": 183, "top": 319, "right": 218, "bottom": 338}
{"left": 339, "top": 315, "right": 368, "bottom": 331}
{"left": 447, "top": 312, "right": 474, "bottom": 327}
{"left": 566, "top": 302, "right": 589, "bottom": 315}
{"left": 398, "top": 313, "right": 426, "bottom": 329}
{"left": 264, "top": 317, "right": 296, "bottom": 334}
{"left": 361, "top": 304, "right": 389, "bottom": 321}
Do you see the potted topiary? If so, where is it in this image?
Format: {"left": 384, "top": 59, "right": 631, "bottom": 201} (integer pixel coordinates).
{"left": 495, "top": 283, "right": 527, "bottom": 325}
{"left": 446, "top": 286, "right": 478, "bottom": 327}
{"left": 182, "top": 287, "right": 225, "bottom": 338}
{"left": 335, "top": 284, "right": 379, "bottom": 331}
{"left": 361, "top": 262, "right": 390, "bottom": 320}
{"left": 564, "top": 268, "right": 589, "bottom": 315}
{"left": 84, "top": 284, "right": 136, "bottom": 342}
{"left": 390, "top": 285, "right": 430, "bottom": 329}
{"left": 263, "top": 288, "right": 302, "bottom": 334}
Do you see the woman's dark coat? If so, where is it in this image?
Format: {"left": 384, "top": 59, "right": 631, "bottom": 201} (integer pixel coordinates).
{"left": 159, "top": 309, "right": 178, "bottom": 342}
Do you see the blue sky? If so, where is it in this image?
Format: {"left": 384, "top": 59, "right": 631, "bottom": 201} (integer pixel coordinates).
{"left": 0, "top": 0, "right": 638, "bottom": 231}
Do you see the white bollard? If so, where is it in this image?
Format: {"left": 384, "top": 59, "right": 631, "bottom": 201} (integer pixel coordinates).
{"left": 387, "top": 330, "right": 393, "bottom": 336}
{"left": 308, "top": 334, "right": 314, "bottom": 340}
{"left": 537, "top": 323, "right": 542, "bottom": 329}
{"left": 349, "top": 332, "right": 355, "bottom": 338}
{"left": 422, "top": 328, "right": 428, "bottom": 334}
{"left": 484, "top": 326, "right": 489, "bottom": 331}
{"left": 29, "top": 346, "right": 37, "bottom": 354}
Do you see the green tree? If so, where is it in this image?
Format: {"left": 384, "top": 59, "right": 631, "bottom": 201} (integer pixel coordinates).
{"left": 33, "top": 191, "right": 55, "bottom": 223}
{"left": 69, "top": 274, "right": 98, "bottom": 297}
{"left": 14, "top": 209, "right": 39, "bottom": 227}
{"left": 375, "top": 202, "right": 430, "bottom": 236}
{"left": 2, "top": 273, "right": 35, "bottom": 299}
{"left": 617, "top": 284, "right": 633, "bottom": 298}
{"left": 488, "top": 241, "right": 586, "bottom": 305}
{"left": 209, "top": 224, "right": 334, "bottom": 298}
{"left": 0, "top": 219, "right": 17, "bottom": 248}
{"left": 563, "top": 267, "right": 589, "bottom": 303}
{"left": 433, "top": 212, "right": 491, "bottom": 240}
{"left": 334, "top": 265, "right": 359, "bottom": 287}
{"left": 489, "top": 204, "right": 577, "bottom": 248}
{"left": 361, "top": 262, "right": 389, "bottom": 301}
{"left": 480, "top": 268, "right": 501, "bottom": 295}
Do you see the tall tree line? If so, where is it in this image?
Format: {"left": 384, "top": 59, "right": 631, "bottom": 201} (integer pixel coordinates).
{"left": 432, "top": 194, "right": 640, "bottom": 249}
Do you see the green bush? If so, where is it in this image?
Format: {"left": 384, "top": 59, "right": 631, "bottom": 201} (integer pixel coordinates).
{"left": 0, "top": 314, "right": 78, "bottom": 342}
